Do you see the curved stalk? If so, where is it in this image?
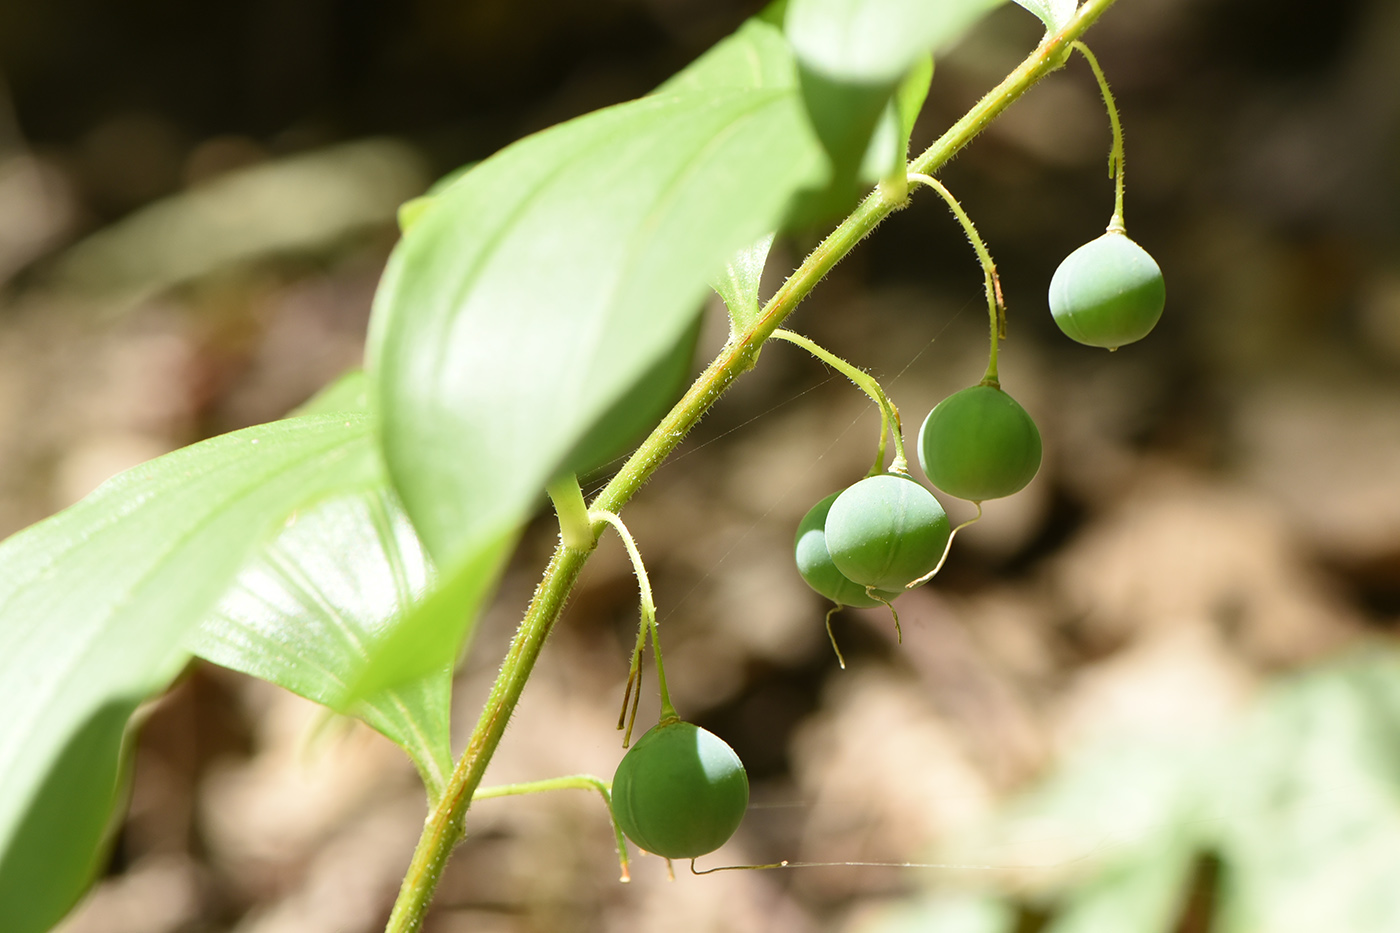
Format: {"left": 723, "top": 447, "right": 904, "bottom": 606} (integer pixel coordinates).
{"left": 1072, "top": 41, "right": 1126, "bottom": 231}
{"left": 472, "top": 774, "right": 631, "bottom": 881}
{"left": 769, "top": 328, "right": 906, "bottom": 474}
{"left": 906, "top": 173, "right": 1005, "bottom": 385}
{"left": 383, "top": 3, "right": 1120, "bottom": 929}
{"left": 591, "top": 508, "right": 678, "bottom": 730}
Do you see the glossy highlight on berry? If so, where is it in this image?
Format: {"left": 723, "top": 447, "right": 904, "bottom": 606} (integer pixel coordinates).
{"left": 918, "top": 384, "right": 1041, "bottom": 502}
{"left": 610, "top": 720, "right": 749, "bottom": 859}
{"left": 1048, "top": 231, "right": 1164, "bottom": 349}
{"left": 823, "top": 473, "right": 949, "bottom": 591}
{"left": 795, "top": 493, "right": 903, "bottom": 607}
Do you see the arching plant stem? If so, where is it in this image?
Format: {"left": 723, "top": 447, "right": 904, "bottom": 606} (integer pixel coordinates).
{"left": 383, "top": 3, "right": 1122, "bottom": 928}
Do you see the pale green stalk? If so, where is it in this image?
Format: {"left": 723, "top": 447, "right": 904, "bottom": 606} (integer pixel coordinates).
{"left": 906, "top": 173, "right": 1004, "bottom": 385}
{"left": 1071, "top": 41, "right": 1126, "bottom": 231}
{"left": 384, "top": 3, "right": 1120, "bottom": 928}
{"left": 473, "top": 774, "right": 631, "bottom": 881}
{"left": 768, "top": 328, "right": 906, "bottom": 474}
{"left": 591, "top": 509, "right": 678, "bottom": 727}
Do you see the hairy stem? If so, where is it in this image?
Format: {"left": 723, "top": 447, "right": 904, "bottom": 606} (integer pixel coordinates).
{"left": 384, "top": 2, "right": 1118, "bottom": 928}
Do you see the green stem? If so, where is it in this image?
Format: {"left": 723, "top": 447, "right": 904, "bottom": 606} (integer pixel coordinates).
{"left": 907, "top": 502, "right": 982, "bottom": 588}
{"left": 1072, "top": 41, "right": 1126, "bottom": 231}
{"left": 546, "top": 473, "right": 595, "bottom": 551}
{"left": 906, "top": 173, "right": 1004, "bottom": 386}
{"left": 768, "top": 328, "right": 906, "bottom": 474}
{"left": 473, "top": 774, "right": 631, "bottom": 882}
{"left": 591, "top": 509, "right": 677, "bottom": 723}
{"left": 383, "top": 2, "right": 1119, "bottom": 928}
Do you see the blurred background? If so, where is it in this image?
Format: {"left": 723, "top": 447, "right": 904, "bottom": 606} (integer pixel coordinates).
{"left": 4, "top": 0, "right": 1400, "bottom": 930}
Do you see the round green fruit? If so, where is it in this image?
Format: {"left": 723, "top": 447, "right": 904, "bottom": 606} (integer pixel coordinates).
{"left": 824, "top": 473, "right": 950, "bottom": 591}
{"left": 795, "top": 493, "right": 903, "bottom": 607}
{"left": 1048, "top": 231, "right": 1165, "bottom": 349}
{"left": 918, "top": 384, "right": 1041, "bottom": 502}
{"left": 610, "top": 720, "right": 749, "bottom": 859}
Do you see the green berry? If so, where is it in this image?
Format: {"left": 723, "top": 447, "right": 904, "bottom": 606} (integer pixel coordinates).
{"left": 824, "top": 473, "right": 949, "bottom": 591}
{"left": 610, "top": 720, "right": 749, "bottom": 859}
{"left": 918, "top": 384, "right": 1041, "bottom": 502}
{"left": 795, "top": 493, "right": 903, "bottom": 607}
{"left": 1048, "top": 231, "right": 1165, "bottom": 349}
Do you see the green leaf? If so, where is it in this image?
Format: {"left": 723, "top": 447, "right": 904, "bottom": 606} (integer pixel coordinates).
{"left": 343, "top": 533, "right": 515, "bottom": 704}
{"left": 712, "top": 234, "right": 775, "bottom": 335}
{"left": 795, "top": 65, "right": 895, "bottom": 197}
{"left": 0, "top": 414, "right": 380, "bottom": 933}
{"left": 293, "top": 368, "right": 370, "bottom": 416}
{"left": 565, "top": 315, "right": 702, "bottom": 479}
{"left": 786, "top": 0, "right": 1003, "bottom": 85}
{"left": 187, "top": 486, "right": 453, "bottom": 800}
{"left": 1012, "top": 0, "right": 1078, "bottom": 34}
{"left": 657, "top": 18, "right": 798, "bottom": 94}
{"left": 366, "top": 85, "right": 824, "bottom": 690}
{"left": 896, "top": 54, "right": 935, "bottom": 146}
{"left": 397, "top": 162, "right": 480, "bottom": 235}
{"left": 857, "top": 55, "right": 934, "bottom": 183}
{"left": 665, "top": 18, "right": 787, "bottom": 335}
{"left": 784, "top": 0, "right": 999, "bottom": 216}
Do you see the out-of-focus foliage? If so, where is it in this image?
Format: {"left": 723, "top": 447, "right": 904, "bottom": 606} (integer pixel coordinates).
{"left": 862, "top": 650, "right": 1400, "bottom": 933}
{"left": 49, "top": 140, "right": 427, "bottom": 309}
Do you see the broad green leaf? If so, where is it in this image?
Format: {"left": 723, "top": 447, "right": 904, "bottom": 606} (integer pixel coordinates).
{"left": 665, "top": 19, "right": 787, "bottom": 336}
{"left": 786, "top": 0, "right": 1003, "bottom": 85}
{"left": 896, "top": 54, "right": 935, "bottom": 146}
{"left": 344, "top": 536, "right": 514, "bottom": 703}
{"left": 712, "top": 234, "right": 775, "bottom": 335}
{"left": 187, "top": 486, "right": 452, "bottom": 799}
{"left": 785, "top": 0, "right": 999, "bottom": 213}
{"left": 657, "top": 18, "right": 797, "bottom": 94}
{"left": 397, "top": 197, "right": 434, "bottom": 234}
{"left": 294, "top": 368, "right": 369, "bottom": 416}
{"left": 217, "top": 372, "right": 455, "bottom": 792}
{"left": 365, "top": 85, "right": 824, "bottom": 691}
{"left": 398, "top": 162, "right": 480, "bottom": 234}
{"left": 857, "top": 55, "right": 933, "bottom": 183}
{"left": 565, "top": 315, "right": 702, "bottom": 479}
{"left": 1012, "top": 0, "right": 1078, "bottom": 34}
{"left": 0, "top": 414, "right": 379, "bottom": 933}
{"left": 795, "top": 64, "right": 895, "bottom": 199}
